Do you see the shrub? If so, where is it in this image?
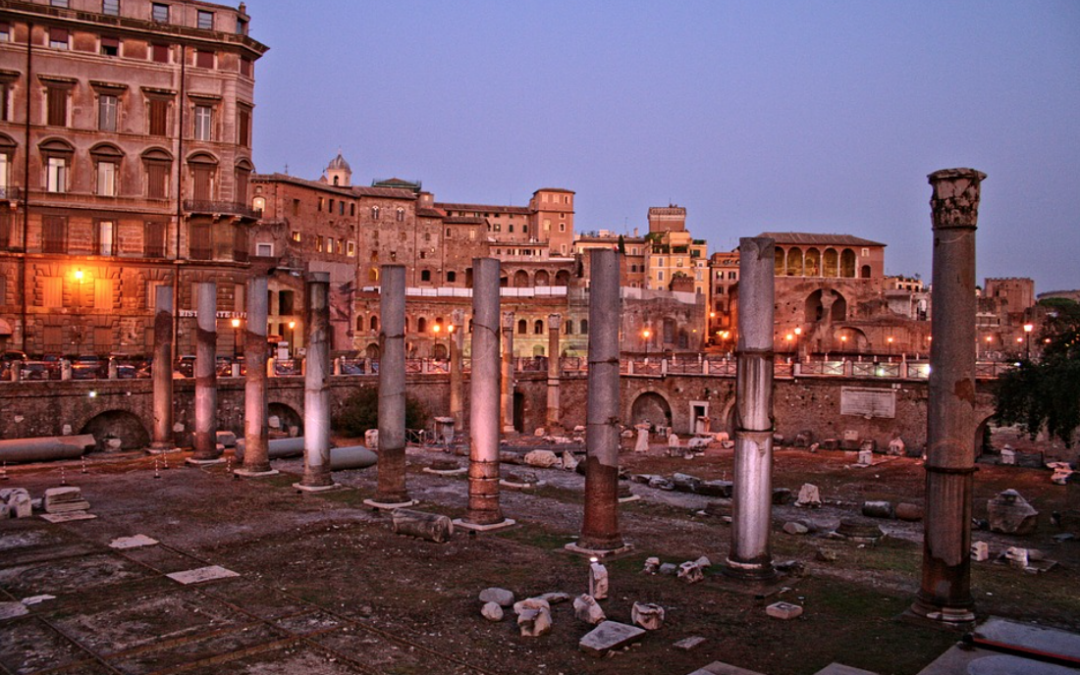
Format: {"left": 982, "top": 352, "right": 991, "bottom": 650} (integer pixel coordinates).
{"left": 333, "top": 385, "right": 428, "bottom": 438}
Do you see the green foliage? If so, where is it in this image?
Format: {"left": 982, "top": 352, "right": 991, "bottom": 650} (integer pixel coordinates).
{"left": 617, "top": 234, "right": 626, "bottom": 254}
{"left": 995, "top": 300, "right": 1080, "bottom": 447}
{"left": 333, "top": 385, "right": 428, "bottom": 437}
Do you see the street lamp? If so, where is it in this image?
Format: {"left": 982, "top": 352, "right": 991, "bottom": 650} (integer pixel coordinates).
{"left": 886, "top": 336, "right": 894, "bottom": 357}
{"left": 1023, "top": 323, "right": 1033, "bottom": 360}
{"left": 642, "top": 328, "right": 651, "bottom": 357}
{"left": 793, "top": 326, "right": 802, "bottom": 362}
{"left": 231, "top": 318, "right": 241, "bottom": 358}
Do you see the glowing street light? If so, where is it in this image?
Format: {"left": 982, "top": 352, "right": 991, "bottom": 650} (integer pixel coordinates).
{"left": 1023, "top": 323, "right": 1033, "bottom": 360}
{"left": 642, "top": 328, "right": 651, "bottom": 357}
{"left": 231, "top": 317, "right": 241, "bottom": 357}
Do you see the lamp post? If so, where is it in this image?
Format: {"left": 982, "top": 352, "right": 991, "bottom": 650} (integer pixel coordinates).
{"left": 231, "top": 318, "right": 241, "bottom": 358}
{"left": 1023, "top": 323, "right": 1033, "bottom": 360}
{"left": 287, "top": 320, "right": 296, "bottom": 358}
{"left": 793, "top": 326, "right": 802, "bottom": 362}
{"left": 642, "top": 328, "right": 651, "bottom": 357}
{"left": 432, "top": 322, "right": 442, "bottom": 359}
{"left": 887, "top": 336, "right": 894, "bottom": 358}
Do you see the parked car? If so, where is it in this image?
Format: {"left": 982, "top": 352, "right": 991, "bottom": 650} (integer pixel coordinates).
{"left": 20, "top": 361, "right": 49, "bottom": 381}
{"left": 69, "top": 355, "right": 106, "bottom": 380}
{"left": 175, "top": 355, "right": 196, "bottom": 378}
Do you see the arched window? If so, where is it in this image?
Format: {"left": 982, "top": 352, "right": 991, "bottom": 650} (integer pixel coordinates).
{"left": 535, "top": 270, "right": 550, "bottom": 286}
{"left": 371, "top": 206, "right": 380, "bottom": 219}
{"left": 370, "top": 316, "right": 378, "bottom": 332}
{"left": 514, "top": 269, "right": 529, "bottom": 287}
{"left": 356, "top": 316, "right": 363, "bottom": 331}
{"left": 860, "top": 264, "right": 871, "bottom": 278}
{"left": 368, "top": 267, "right": 378, "bottom": 283}
{"left": 805, "top": 248, "right": 821, "bottom": 277}
{"left": 564, "top": 320, "right": 573, "bottom": 335}
{"left": 823, "top": 248, "right": 839, "bottom": 277}
{"left": 417, "top": 317, "right": 427, "bottom": 333}
{"left": 534, "top": 319, "right": 544, "bottom": 334}
{"left": 186, "top": 152, "right": 218, "bottom": 201}
{"left": 517, "top": 319, "right": 527, "bottom": 335}
{"left": 580, "top": 319, "right": 588, "bottom": 334}
{"left": 234, "top": 158, "right": 254, "bottom": 203}
{"left": 396, "top": 207, "right": 404, "bottom": 221}
{"left": 89, "top": 143, "right": 123, "bottom": 197}
{"left": 840, "top": 249, "right": 856, "bottom": 277}
{"left": 786, "top": 247, "right": 803, "bottom": 276}
{"left": 554, "top": 270, "right": 570, "bottom": 286}
{"left": 774, "top": 248, "right": 785, "bottom": 276}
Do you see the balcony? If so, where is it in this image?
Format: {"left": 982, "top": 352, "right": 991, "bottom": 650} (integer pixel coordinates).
{"left": 183, "top": 200, "right": 261, "bottom": 220}
{"left": 0, "top": 187, "right": 25, "bottom": 201}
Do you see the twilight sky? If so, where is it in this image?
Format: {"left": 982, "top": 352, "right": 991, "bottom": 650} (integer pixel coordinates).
{"left": 241, "top": 1, "right": 1080, "bottom": 295}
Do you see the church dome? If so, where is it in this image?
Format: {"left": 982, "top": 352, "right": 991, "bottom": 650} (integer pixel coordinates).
{"left": 327, "top": 152, "right": 351, "bottom": 173}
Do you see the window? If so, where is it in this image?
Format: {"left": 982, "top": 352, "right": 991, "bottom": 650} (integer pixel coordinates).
{"left": 144, "top": 159, "right": 169, "bottom": 199}
{"left": 446, "top": 271, "right": 456, "bottom": 283}
{"left": 517, "top": 319, "right": 527, "bottom": 335}
{"left": 338, "top": 201, "right": 344, "bottom": 216}
{"left": 421, "top": 270, "right": 431, "bottom": 282}
{"left": 371, "top": 206, "right": 380, "bottom": 219}
{"left": 315, "top": 237, "right": 323, "bottom": 253}
{"left": 100, "top": 36, "right": 119, "bottom": 57}
{"left": 98, "top": 94, "right": 118, "bottom": 131}
{"left": 0, "top": 22, "right": 9, "bottom": 42}
{"left": 325, "top": 236, "right": 333, "bottom": 252}
{"left": 0, "top": 205, "right": 12, "bottom": 250}
{"left": 197, "top": 10, "right": 214, "bottom": 30}
{"left": 317, "top": 197, "right": 323, "bottom": 211}
{"left": 43, "top": 216, "right": 67, "bottom": 253}
{"left": 329, "top": 199, "right": 334, "bottom": 212}
{"left": 148, "top": 98, "right": 169, "bottom": 135}
{"left": 96, "top": 220, "right": 115, "bottom": 256}
{"left": 195, "top": 49, "right": 214, "bottom": 69}
{"left": 96, "top": 161, "right": 117, "bottom": 196}
{"left": 234, "top": 162, "right": 251, "bottom": 203}
{"left": 51, "top": 0, "right": 69, "bottom": 6}
{"left": 508, "top": 225, "right": 514, "bottom": 233}
{"left": 291, "top": 199, "right": 300, "bottom": 216}
{"left": 559, "top": 223, "right": 566, "bottom": 232}
{"left": 236, "top": 17, "right": 248, "bottom": 35}
{"left": 396, "top": 208, "right": 404, "bottom": 222}
{"left": 102, "top": 0, "right": 120, "bottom": 15}
{"left": 534, "top": 320, "right": 544, "bottom": 335}
{"left": 46, "top": 157, "right": 67, "bottom": 193}
{"left": 152, "top": 3, "right": 169, "bottom": 23}
{"left": 290, "top": 230, "right": 301, "bottom": 242}
{"left": 49, "top": 28, "right": 69, "bottom": 49}
{"left": 152, "top": 43, "right": 169, "bottom": 63}
{"left": 47, "top": 86, "right": 68, "bottom": 126}
{"left": 240, "top": 57, "right": 252, "bottom": 77}
{"left": 346, "top": 241, "right": 355, "bottom": 257}
{"left": 238, "top": 107, "right": 250, "bottom": 146}
{"left": 189, "top": 220, "right": 211, "bottom": 259}
{"left": 193, "top": 105, "right": 212, "bottom": 140}
{"left": 350, "top": 203, "right": 355, "bottom": 216}
{"left": 188, "top": 157, "right": 216, "bottom": 201}
{"left": 43, "top": 277, "right": 63, "bottom": 308}
{"left": 256, "top": 242, "right": 273, "bottom": 257}
{"left": 144, "top": 221, "right": 165, "bottom": 257}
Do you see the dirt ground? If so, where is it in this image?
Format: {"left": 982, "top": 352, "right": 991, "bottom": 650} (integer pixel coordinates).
{"left": 1, "top": 435, "right": 1077, "bottom": 675}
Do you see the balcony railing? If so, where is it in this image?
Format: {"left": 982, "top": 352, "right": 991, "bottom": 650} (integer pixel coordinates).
{"left": 184, "top": 200, "right": 261, "bottom": 219}
{"left": 0, "top": 187, "right": 24, "bottom": 201}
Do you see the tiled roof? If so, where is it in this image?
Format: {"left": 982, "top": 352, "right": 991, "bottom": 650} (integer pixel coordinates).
{"left": 757, "top": 232, "right": 886, "bottom": 247}
{"left": 436, "top": 202, "right": 531, "bottom": 215}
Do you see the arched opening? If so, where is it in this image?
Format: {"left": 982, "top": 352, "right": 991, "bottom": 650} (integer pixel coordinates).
{"left": 80, "top": 410, "right": 149, "bottom": 452}
{"left": 432, "top": 343, "right": 448, "bottom": 359}
{"left": 631, "top": 392, "right": 673, "bottom": 431}
{"left": 580, "top": 319, "right": 589, "bottom": 334}
{"left": 786, "top": 247, "right": 803, "bottom": 276}
{"left": 677, "top": 330, "right": 689, "bottom": 349}
{"left": 860, "top": 264, "right": 871, "bottom": 278}
{"left": 517, "top": 319, "right": 527, "bottom": 335}
{"left": 366, "top": 343, "right": 380, "bottom": 359}
{"left": 823, "top": 248, "right": 839, "bottom": 277}
{"left": 564, "top": 320, "right": 573, "bottom": 335}
{"left": 554, "top": 270, "right": 570, "bottom": 286}
{"left": 805, "top": 289, "right": 848, "bottom": 323}
{"left": 417, "top": 317, "right": 427, "bottom": 333}
{"left": 465, "top": 268, "right": 473, "bottom": 288}
{"left": 514, "top": 270, "right": 530, "bottom": 287}
{"left": 370, "top": 316, "right": 378, "bottom": 332}
{"left": 268, "top": 403, "right": 303, "bottom": 437}
{"left": 534, "top": 319, "right": 544, "bottom": 334}
{"left": 840, "top": 249, "right": 856, "bottom": 277}
{"left": 805, "top": 248, "right": 821, "bottom": 276}
{"left": 774, "top": 248, "right": 785, "bottom": 276}
{"left": 535, "top": 270, "right": 550, "bottom": 286}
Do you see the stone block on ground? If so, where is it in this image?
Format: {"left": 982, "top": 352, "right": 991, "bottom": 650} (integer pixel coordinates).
{"left": 861, "top": 501, "right": 894, "bottom": 519}
{"left": 579, "top": 621, "right": 646, "bottom": 658}
{"left": 672, "top": 473, "right": 703, "bottom": 493}
{"left": 0, "top": 487, "right": 32, "bottom": 518}
{"left": 216, "top": 430, "right": 237, "bottom": 447}
{"left": 812, "top": 664, "right": 881, "bottom": 675}
{"left": 887, "top": 437, "right": 905, "bottom": 456}
{"left": 678, "top": 560, "right": 704, "bottom": 584}
{"left": 391, "top": 508, "right": 454, "bottom": 543}
{"left": 643, "top": 557, "right": 660, "bottom": 574}
{"left": 589, "top": 561, "right": 609, "bottom": 599}
{"left": 573, "top": 594, "right": 606, "bottom": 625}
{"left": 480, "top": 601, "right": 504, "bottom": 622}
{"left": 895, "top": 502, "right": 923, "bottom": 521}
{"left": 971, "top": 541, "right": 990, "bottom": 562}
{"left": 698, "top": 480, "right": 733, "bottom": 497}
{"left": 515, "top": 598, "right": 552, "bottom": 637}
{"left": 539, "top": 591, "right": 571, "bottom": 605}
{"left": 632, "top": 601, "right": 665, "bottom": 630}
{"left": 43, "top": 486, "right": 90, "bottom": 513}
{"left": 478, "top": 587, "right": 514, "bottom": 607}
{"left": 687, "top": 662, "right": 768, "bottom": 675}
{"left": 988, "top": 489, "right": 1039, "bottom": 535}
{"left": 766, "top": 601, "right": 804, "bottom": 619}
{"left": 523, "top": 449, "right": 560, "bottom": 468}
{"left": 795, "top": 483, "right": 821, "bottom": 508}
{"left": 783, "top": 521, "right": 809, "bottom": 535}
{"left": 674, "top": 636, "right": 706, "bottom": 651}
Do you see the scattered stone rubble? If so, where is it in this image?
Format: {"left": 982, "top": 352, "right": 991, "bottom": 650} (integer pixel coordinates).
{"left": 515, "top": 597, "right": 553, "bottom": 637}
{"left": 0, "top": 487, "right": 32, "bottom": 518}
{"left": 988, "top": 489, "right": 1039, "bottom": 535}
{"left": 573, "top": 594, "right": 606, "bottom": 625}
{"left": 43, "top": 486, "right": 90, "bottom": 513}
{"left": 631, "top": 601, "right": 665, "bottom": 630}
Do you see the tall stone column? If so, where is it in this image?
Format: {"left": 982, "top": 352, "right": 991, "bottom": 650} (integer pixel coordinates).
{"left": 500, "top": 310, "right": 515, "bottom": 434}
{"left": 726, "top": 237, "right": 776, "bottom": 580}
{"left": 149, "top": 285, "right": 174, "bottom": 453}
{"left": 571, "top": 249, "right": 626, "bottom": 554}
{"left": 188, "top": 282, "right": 222, "bottom": 464}
{"left": 455, "top": 258, "right": 514, "bottom": 531}
{"left": 237, "top": 275, "right": 276, "bottom": 477}
{"left": 910, "top": 168, "right": 985, "bottom": 625}
{"left": 546, "top": 313, "right": 562, "bottom": 431}
{"left": 296, "top": 272, "right": 334, "bottom": 491}
{"left": 368, "top": 264, "right": 415, "bottom": 508}
{"left": 449, "top": 308, "right": 465, "bottom": 429}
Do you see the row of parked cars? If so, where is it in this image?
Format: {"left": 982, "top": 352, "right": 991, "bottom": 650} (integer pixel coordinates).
{"left": 0, "top": 351, "right": 251, "bottom": 381}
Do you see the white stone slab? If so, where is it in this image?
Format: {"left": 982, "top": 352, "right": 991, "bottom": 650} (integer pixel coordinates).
{"left": 20, "top": 595, "right": 56, "bottom": 606}
{"left": 579, "top": 620, "right": 646, "bottom": 657}
{"left": 916, "top": 645, "right": 1076, "bottom": 675}
{"left": 974, "top": 617, "right": 1080, "bottom": 662}
{"left": 813, "top": 664, "right": 880, "bottom": 675}
{"left": 166, "top": 565, "right": 240, "bottom": 585}
{"left": 40, "top": 512, "right": 97, "bottom": 523}
{"left": 687, "top": 662, "right": 767, "bottom": 675}
{"left": 109, "top": 535, "right": 159, "bottom": 550}
{"left": 0, "top": 602, "right": 29, "bottom": 619}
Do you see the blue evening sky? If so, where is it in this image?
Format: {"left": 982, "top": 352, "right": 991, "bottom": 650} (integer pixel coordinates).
{"left": 241, "top": 1, "right": 1080, "bottom": 294}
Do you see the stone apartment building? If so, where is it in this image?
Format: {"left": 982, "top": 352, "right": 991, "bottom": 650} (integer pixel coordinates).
{"left": 0, "top": 0, "right": 266, "bottom": 357}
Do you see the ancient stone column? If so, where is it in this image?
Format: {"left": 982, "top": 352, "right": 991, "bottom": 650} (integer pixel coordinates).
{"left": 573, "top": 249, "right": 625, "bottom": 553}
{"left": 370, "top": 264, "right": 413, "bottom": 507}
{"left": 546, "top": 313, "right": 562, "bottom": 431}
{"left": 726, "top": 237, "right": 776, "bottom": 579}
{"left": 500, "top": 310, "right": 515, "bottom": 433}
{"left": 189, "top": 282, "right": 221, "bottom": 463}
{"left": 238, "top": 275, "right": 275, "bottom": 476}
{"left": 150, "top": 285, "right": 174, "bottom": 453}
{"left": 297, "top": 272, "right": 334, "bottom": 490}
{"left": 449, "top": 308, "right": 465, "bottom": 429}
{"left": 455, "top": 258, "right": 513, "bottom": 530}
{"left": 910, "top": 168, "right": 986, "bottom": 625}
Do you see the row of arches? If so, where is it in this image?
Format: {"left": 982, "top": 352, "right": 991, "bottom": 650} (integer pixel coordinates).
{"left": 355, "top": 314, "right": 590, "bottom": 337}
{"left": 775, "top": 247, "right": 869, "bottom": 279}
{"left": 501, "top": 268, "right": 572, "bottom": 288}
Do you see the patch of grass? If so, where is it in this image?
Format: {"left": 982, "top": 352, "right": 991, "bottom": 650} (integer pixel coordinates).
{"left": 494, "top": 523, "right": 574, "bottom": 551}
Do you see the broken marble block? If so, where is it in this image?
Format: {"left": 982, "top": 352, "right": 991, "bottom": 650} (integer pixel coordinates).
{"left": 856, "top": 448, "right": 874, "bottom": 466}
{"left": 678, "top": 560, "right": 704, "bottom": 584}
{"left": 43, "top": 486, "right": 90, "bottom": 514}
{"left": 988, "top": 489, "right": 1039, "bottom": 535}
{"left": 861, "top": 501, "right": 894, "bottom": 519}
{"left": 643, "top": 557, "right": 661, "bottom": 574}
{"left": 0, "top": 488, "right": 32, "bottom": 518}
{"left": 887, "top": 436, "right": 906, "bottom": 456}
{"left": 1000, "top": 445, "right": 1016, "bottom": 465}
{"left": 1004, "top": 546, "right": 1029, "bottom": 568}
{"left": 672, "top": 473, "right": 702, "bottom": 493}
{"left": 480, "top": 601, "right": 504, "bottom": 622}
{"left": 579, "top": 621, "right": 646, "bottom": 658}
{"left": 631, "top": 601, "right": 665, "bottom": 630}
{"left": 515, "top": 598, "right": 552, "bottom": 637}
{"left": 478, "top": 587, "right": 515, "bottom": 607}
{"left": 561, "top": 450, "right": 579, "bottom": 472}
{"left": 795, "top": 483, "right": 821, "bottom": 508}
{"left": 783, "top": 521, "right": 809, "bottom": 535}
{"left": 588, "top": 561, "right": 609, "bottom": 600}
{"left": 364, "top": 428, "right": 378, "bottom": 449}
{"left": 971, "top": 541, "right": 990, "bottom": 562}
{"left": 1048, "top": 462, "right": 1075, "bottom": 486}
{"left": 573, "top": 594, "right": 606, "bottom": 625}
{"left": 523, "top": 449, "right": 560, "bottom": 468}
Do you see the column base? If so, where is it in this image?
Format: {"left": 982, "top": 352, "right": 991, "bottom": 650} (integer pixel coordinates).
{"left": 422, "top": 467, "right": 467, "bottom": 476}
{"left": 185, "top": 457, "right": 226, "bottom": 466}
{"left": 293, "top": 482, "right": 339, "bottom": 492}
{"left": 502, "top": 426, "right": 516, "bottom": 434}
{"left": 147, "top": 445, "right": 177, "bottom": 455}
{"left": 452, "top": 517, "right": 515, "bottom": 532}
{"left": 234, "top": 468, "right": 279, "bottom": 478}
{"left": 363, "top": 498, "right": 418, "bottom": 511}
{"left": 564, "top": 541, "right": 633, "bottom": 558}
{"left": 722, "top": 558, "right": 777, "bottom": 581}
{"left": 905, "top": 599, "right": 976, "bottom": 627}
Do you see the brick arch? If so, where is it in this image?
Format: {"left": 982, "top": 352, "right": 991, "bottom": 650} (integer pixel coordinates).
{"left": 78, "top": 408, "right": 150, "bottom": 451}
{"left": 627, "top": 389, "right": 673, "bottom": 430}
{"left": 268, "top": 400, "right": 303, "bottom": 436}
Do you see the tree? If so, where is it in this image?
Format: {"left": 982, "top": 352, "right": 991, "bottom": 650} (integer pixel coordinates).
{"left": 333, "top": 386, "right": 428, "bottom": 438}
{"left": 994, "top": 299, "right": 1080, "bottom": 447}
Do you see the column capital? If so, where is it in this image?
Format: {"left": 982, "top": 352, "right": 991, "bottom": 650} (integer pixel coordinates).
{"left": 501, "top": 310, "right": 515, "bottom": 329}
{"left": 547, "top": 313, "right": 562, "bottom": 330}
{"left": 928, "top": 168, "right": 986, "bottom": 230}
